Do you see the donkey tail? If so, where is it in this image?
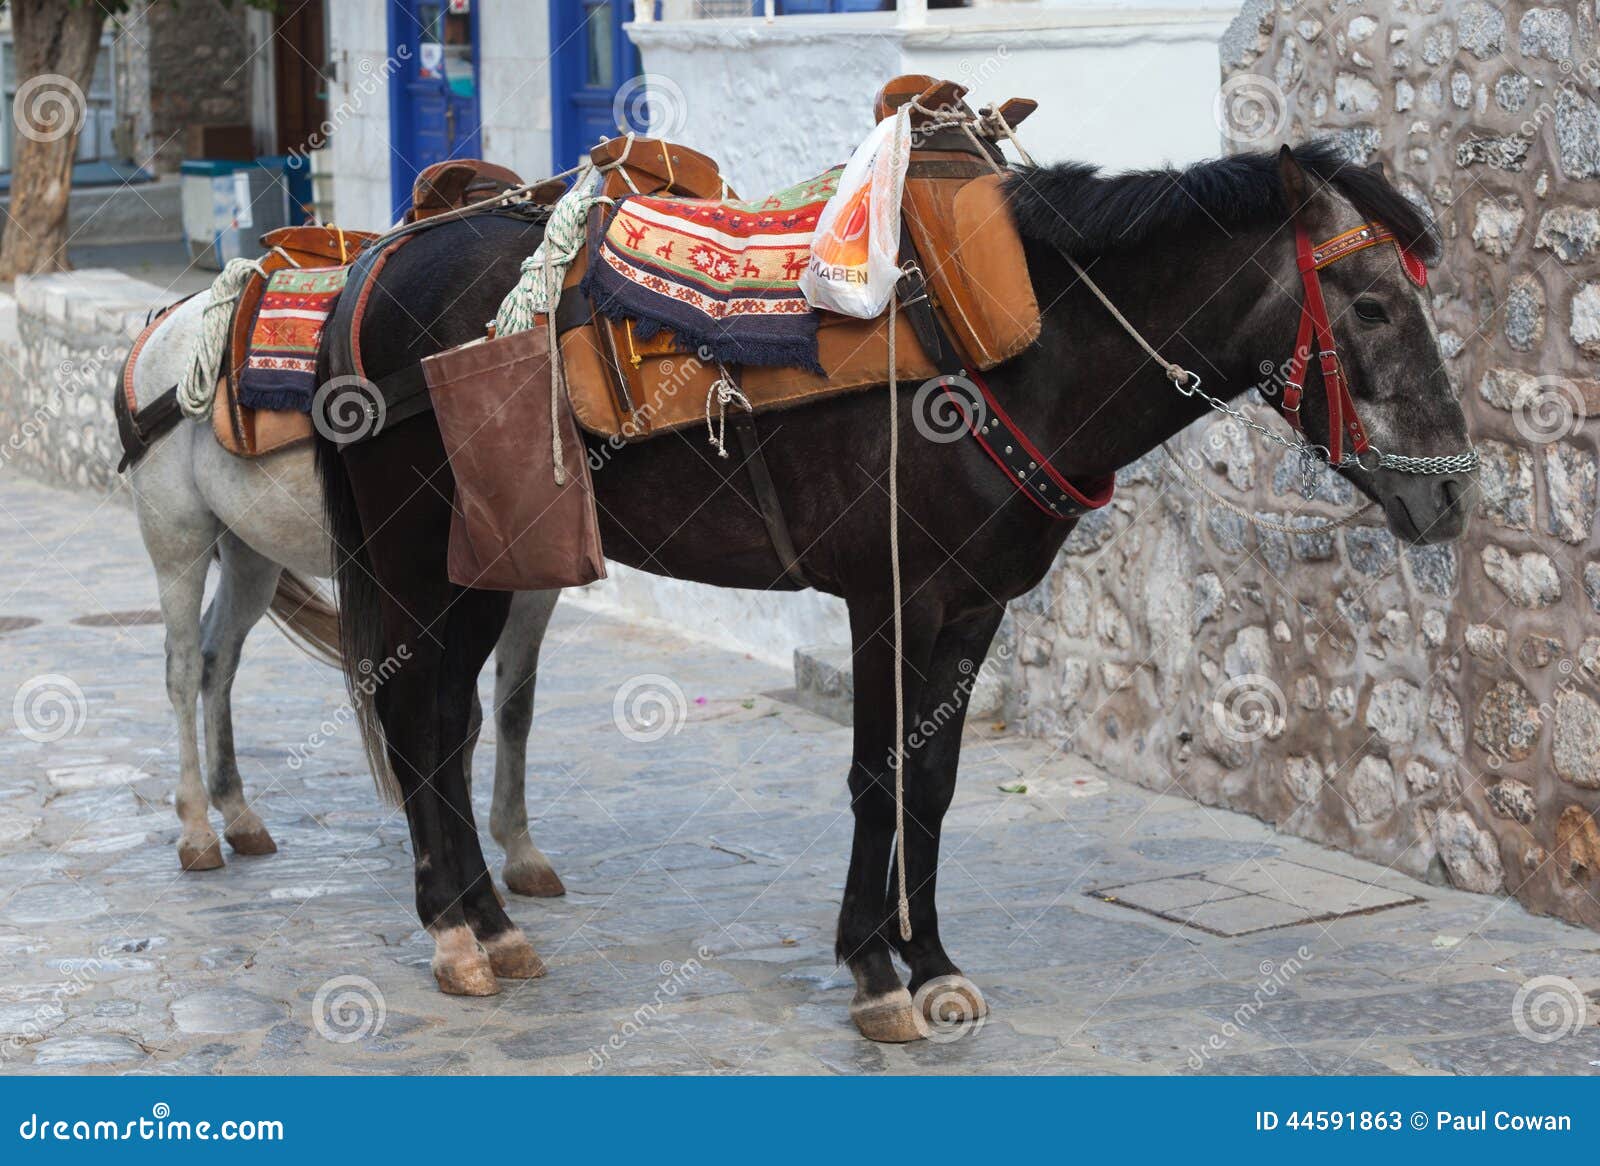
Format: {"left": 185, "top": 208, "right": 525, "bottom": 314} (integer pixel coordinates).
{"left": 313, "top": 434, "right": 403, "bottom": 807}
{"left": 264, "top": 570, "right": 343, "bottom": 669}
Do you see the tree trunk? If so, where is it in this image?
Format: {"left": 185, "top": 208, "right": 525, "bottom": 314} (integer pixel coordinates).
{"left": 0, "top": 1, "right": 108, "bottom": 279}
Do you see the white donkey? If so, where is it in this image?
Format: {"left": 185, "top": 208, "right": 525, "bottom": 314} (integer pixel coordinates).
{"left": 124, "top": 294, "right": 564, "bottom": 897}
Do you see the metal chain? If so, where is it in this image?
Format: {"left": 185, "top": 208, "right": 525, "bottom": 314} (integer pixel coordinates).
{"left": 1166, "top": 371, "right": 1479, "bottom": 533}
{"left": 1171, "top": 369, "right": 1478, "bottom": 479}
{"left": 1372, "top": 449, "right": 1481, "bottom": 474}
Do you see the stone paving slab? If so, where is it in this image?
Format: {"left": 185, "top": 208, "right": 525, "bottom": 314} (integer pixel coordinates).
{"left": 2, "top": 472, "right": 1600, "bottom": 1076}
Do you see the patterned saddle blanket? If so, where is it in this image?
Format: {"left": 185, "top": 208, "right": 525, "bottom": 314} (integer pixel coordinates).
{"left": 579, "top": 168, "right": 842, "bottom": 374}
{"left": 236, "top": 266, "right": 349, "bottom": 413}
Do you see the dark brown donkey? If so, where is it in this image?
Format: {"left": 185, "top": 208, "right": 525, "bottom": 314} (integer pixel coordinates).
{"left": 315, "top": 144, "right": 1475, "bottom": 1043}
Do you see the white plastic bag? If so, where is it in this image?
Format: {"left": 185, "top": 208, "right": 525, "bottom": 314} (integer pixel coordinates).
{"left": 800, "top": 107, "right": 912, "bottom": 319}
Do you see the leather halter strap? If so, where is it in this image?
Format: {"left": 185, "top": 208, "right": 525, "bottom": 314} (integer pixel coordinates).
{"left": 1280, "top": 221, "right": 1427, "bottom": 466}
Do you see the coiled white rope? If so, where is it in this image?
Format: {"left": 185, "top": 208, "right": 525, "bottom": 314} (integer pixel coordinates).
{"left": 177, "top": 254, "right": 280, "bottom": 417}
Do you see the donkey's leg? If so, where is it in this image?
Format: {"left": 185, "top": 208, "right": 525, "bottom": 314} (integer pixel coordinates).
{"left": 838, "top": 593, "right": 939, "bottom": 1042}
{"left": 146, "top": 523, "right": 224, "bottom": 871}
{"left": 371, "top": 592, "right": 539, "bottom": 989}
{"left": 439, "top": 588, "right": 547, "bottom": 979}
{"left": 889, "top": 603, "right": 1005, "bottom": 1028}
{"left": 491, "top": 590, "right": 564, "bottom": 897}
{"left": 199, "top": 533, "right": 282, "bottom": 856}
{"left": 373, "top": 641, "right": 499, "bottom": 996}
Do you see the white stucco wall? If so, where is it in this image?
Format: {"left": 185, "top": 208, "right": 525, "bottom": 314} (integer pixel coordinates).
{"left": 572, "top": 566, "right": 848, "bottom": 670}
{"left": 902, "top": 6, "right": 1238, "bottom": 171}
{"left": 325, "top": 0, "right": 394, "bottom": 232}
{"left": 478, "top": 3, "right": 555, "bottom": 184}
{"left": 628, "top": 3, "right": 1238, "bottom": 196}
{"left": 325, "top": 1, "right": 555, "bottom": 232}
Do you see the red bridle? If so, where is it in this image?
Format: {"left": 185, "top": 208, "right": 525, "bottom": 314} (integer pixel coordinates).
{"left": 1280, "top": 221, "right": 1429, "bottom": 466}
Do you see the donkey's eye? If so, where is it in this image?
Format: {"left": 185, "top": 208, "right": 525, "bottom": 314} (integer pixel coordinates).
{"left": 1353, "top": 298, "right": 1390, "bottom": 324}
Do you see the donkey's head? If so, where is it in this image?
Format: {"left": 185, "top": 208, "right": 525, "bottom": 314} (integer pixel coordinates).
{"left": 1265, "top": 145, "right": 1474, "bottom": 544}
{"left": 1005, "top": 141, "right": 1474, "bottom": 545}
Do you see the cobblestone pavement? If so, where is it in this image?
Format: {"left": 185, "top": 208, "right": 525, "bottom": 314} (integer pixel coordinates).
{"left": 3, "top": 472, "right": 1599, "bottom": 1076}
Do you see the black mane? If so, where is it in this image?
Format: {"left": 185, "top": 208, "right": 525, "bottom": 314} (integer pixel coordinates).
{"left": 1003, "top": 140, "right": 1439, "bottom": 262}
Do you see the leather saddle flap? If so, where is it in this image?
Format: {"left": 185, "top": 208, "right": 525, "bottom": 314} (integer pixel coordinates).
{"left": 904, "top": 167, "right": 1039, "bottom": 369}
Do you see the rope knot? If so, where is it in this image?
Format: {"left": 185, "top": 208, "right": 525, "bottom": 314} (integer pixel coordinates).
{"left": 704, "top": 371, "right": 752, "bottom": 457}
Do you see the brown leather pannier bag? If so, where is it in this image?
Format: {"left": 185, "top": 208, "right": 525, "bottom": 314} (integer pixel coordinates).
{"left": 421, "top": 326, "right": 606, "bottom": 591}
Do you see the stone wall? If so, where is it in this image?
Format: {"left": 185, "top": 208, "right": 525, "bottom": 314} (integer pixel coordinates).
{"left": 0, "top": 273, "right": 174, "bottom": 493}
{"left": 147, "top": 0, "right": 252, "bottom": 173}
{"left": 1009, "top": 0, "right": 1600, "bottom": 930}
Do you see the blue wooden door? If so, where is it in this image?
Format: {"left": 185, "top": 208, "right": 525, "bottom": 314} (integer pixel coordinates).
{"left": 551, "top": 0, "right": 641, "bottom": 172}
{"left": 389, "top": 0, "right": 482, "bottom": 219}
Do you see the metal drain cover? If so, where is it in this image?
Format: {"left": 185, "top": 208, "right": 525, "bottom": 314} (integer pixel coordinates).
{"left": 1090, "top": 857, "right": 1421, "bottom": 937}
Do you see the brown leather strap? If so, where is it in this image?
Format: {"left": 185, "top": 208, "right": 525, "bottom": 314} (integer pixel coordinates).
{"left": 728, "top": 408, "right": 810, "bottom": 589}
{"left": 896, "top": 224, "right": 943, "bottom": 361}
{"left": 905, "top": 159, "right": 992, "bottom": 181}
{"left": 115, "top": 384, "right": 180, "bottom": 473}
{"left": 554, "top": 286, "right": 592, "bottom": 335}
{"left": 913, "top": 128, "right": 1005, "bottom": 165}
{"left": 115, "top": 295, "right": 196, "bottom": 472}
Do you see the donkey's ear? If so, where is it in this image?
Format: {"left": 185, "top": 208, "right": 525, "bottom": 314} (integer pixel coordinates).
{"left": 1367, "top": 158, "right": 1388, "bottom": 181}
{"left": 1278, "top": 145, "right": 1311, "bottom": 214}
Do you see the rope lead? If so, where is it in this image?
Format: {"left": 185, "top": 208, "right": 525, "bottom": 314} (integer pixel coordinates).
{"left": 887, "top": 283, "right": 911, "bottom": 945}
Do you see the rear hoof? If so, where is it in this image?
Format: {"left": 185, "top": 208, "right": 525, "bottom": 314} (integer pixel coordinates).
{"left": 914, "top": 975, "right": 989, "bottom": 1040}
{"left": 224, "top": 825, "right": 277, "bottom": 856}
{"left": 431, "top": 926, "right": 500, "bottom": 997}
{"left": 850, "top": 988, "right": 929, "bottom": 1043}
{"left": 483, "top": 930, "right": 547, "bottom": 979}
{"left": 504, "top": 859, "right": 566, "bottom": 898}
{"left": 178, "top": 836, "right": 224, "bottom": 871}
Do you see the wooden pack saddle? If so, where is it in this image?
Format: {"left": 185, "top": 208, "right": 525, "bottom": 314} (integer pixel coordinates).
{"left": 556, "top": 75, "right": 1042, "bottom": 442}
{"left": 210, "top": 224, "right": 376, "bottom": 457}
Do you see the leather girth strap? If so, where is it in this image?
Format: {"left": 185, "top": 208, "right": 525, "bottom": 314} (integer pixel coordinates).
{"left": 727, "top": 407, "right": 811, "bottom": 589}
{"left": 114, "top": 295, "right": 196, "bottom": 473}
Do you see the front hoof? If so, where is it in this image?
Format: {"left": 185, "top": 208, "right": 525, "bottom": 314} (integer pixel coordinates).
{"left": 178, "top": 836, "right": 224, "bottom": 871}
{"left": 431, "top": 927, "right": 500, "bottom": 996}
{"left": 224, "top": 824, "right": 277, "bottom": 856}
{"left": 483, "top": 930, "right": 547, "bottom": 979}
{"left": 504, "top": 859, "right": 566, "bottom": 898}
{"left": 914, "top": 975, "right": 989, "bottom": 1039}
{"left": 850, "top": 988, "right": 929, "bottom": 1043}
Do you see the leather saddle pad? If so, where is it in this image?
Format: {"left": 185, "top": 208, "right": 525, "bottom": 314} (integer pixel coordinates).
{"left": 559, "top": 169, "right": 1037, "bottom": 442}
{"left": 213, "top": 224, "right": 376, "bottom": 457}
